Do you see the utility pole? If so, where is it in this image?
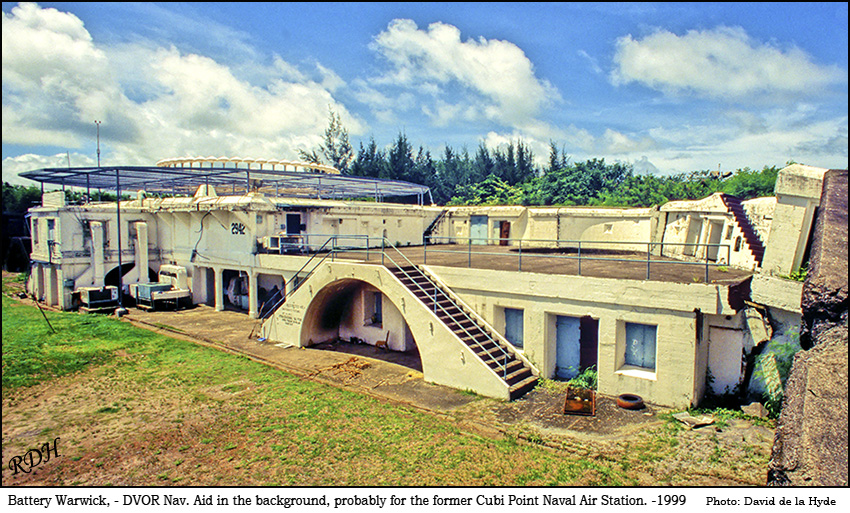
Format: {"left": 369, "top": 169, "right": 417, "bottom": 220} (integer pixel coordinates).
{"left": 94, "top": 120, "right": 102, "bottom": 166}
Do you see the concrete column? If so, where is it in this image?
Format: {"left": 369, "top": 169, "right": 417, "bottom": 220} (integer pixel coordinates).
{"left": 135, "top": 222, "right": 150, "bottom": 283}
{"left": 91, "top": 221, "right": 105, "bottom": 287}
{"left": 248, "top": 271, "right": 259, "bottom": 319}
{"left": 214, "top": 267, "right": 224, "bottom": 311}
{"left": 31, "top": 264, "right": 44, "bottom": 301}
{"left": 57, "top": 268, "right": 69, "bottom": 310}
{"left": 696, "top": 218, "right": 711, "bottom": 259}
{"left": 45, "top": 266, "right": 57, "bottom": 306}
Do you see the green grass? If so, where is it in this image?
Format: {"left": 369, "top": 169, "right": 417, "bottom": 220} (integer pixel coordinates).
{"left": 2, "top": 294, "right": 169, "bottom": 388}
{"left": 1, "top": 286, "right": 770, "bottom": 486}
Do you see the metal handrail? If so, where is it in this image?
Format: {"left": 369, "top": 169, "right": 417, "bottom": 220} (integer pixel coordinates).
{"left": 261, "top": 234, "right": 517, "bottom": 380}
{"left": 260, "top": 237, "right": 335, "bottom": 319}
{"left": 265, "top": 234, "right": 383, "bottom": 319}
{"left": 377, "top": 239, "right": 514, "bottom": 380}
{"left": 425, "top": 235, "right": 732, "bottom": 282}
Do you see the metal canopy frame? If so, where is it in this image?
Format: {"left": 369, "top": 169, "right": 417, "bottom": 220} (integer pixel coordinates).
{"left": 20, "top": 165, "right": 432, "bottom": 203}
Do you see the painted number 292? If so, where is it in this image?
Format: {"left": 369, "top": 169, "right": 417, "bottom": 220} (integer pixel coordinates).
{"left": 231, "top": 223, "right": 245, "bottom": 235}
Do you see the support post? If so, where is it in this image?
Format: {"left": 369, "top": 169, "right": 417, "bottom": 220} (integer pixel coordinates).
{"left": 214, "top": 268, "right": 224, "bottom": 311}
{"left": 578, "top": 241, "right": 582, "bottom": 276}
{"left": 116, "top": 169, "right": 123, "bottom": 309}
{"left": 248, "top": 271, "right": 258, "bottom": 319}
{"left": 518, "top": 239, "right": 522, "bottom": 271}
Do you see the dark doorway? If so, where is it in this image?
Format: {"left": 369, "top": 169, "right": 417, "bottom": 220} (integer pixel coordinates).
{"left": 286, "top": 213, "right": 302, "bottom": 235}
{"left": 555, "top": 314, "right": 599, "bottom": 379}
{"left": 499, "top": 221, "right": 510, "bottom": 246}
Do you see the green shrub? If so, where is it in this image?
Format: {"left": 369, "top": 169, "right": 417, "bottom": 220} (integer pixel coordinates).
{"left": 566, "top": 365, "right": 597, "bottom": 390}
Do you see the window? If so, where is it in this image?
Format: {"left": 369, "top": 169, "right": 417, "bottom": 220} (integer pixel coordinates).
{"left": 372, "top": 292, "right": 382, "bottom": 325}
{"left": 32, "top": 218, "right": 39, "bottom": 245}
{"left": 504, "top": 308, "right": 524, "bottom": 348}
{"left": 365, "top": 290, "right": 382, "bottom": 327}
{"left": 624, "top": 322, "right": 656, "bottom": 370}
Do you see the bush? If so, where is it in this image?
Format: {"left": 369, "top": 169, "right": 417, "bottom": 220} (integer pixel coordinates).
{"left": 566, "top": 365, "right": 597, "bottom": 390}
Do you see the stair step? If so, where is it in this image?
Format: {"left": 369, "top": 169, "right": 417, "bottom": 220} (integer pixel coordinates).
{"left": 392, "top": 262, "right": 538, "bottom": 401}
{"left": 437, "top": 307, "right": 463, "bottom": 318}
{"left": 461, "top": 331, "right": 494, "bottom": 343}
{"left": 506, "top": 367, "right": 532, "bottom": 385}
{"left": 474, "top": 343, "right": 510, "bottom": 360}
{"left": 509, "top": 376, "right": 538, "bottom": 400}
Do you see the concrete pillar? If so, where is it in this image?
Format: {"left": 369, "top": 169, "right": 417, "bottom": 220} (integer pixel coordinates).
{"left": 57, "top": 268, "right": 69, "bottom": 310}
{"left": 135, "top": 222, "right": 150, "bottom": 283}
{"left": 32, "top": 264, "right": 44, "bottom": 301}
{"left": 91, "top": 221, "right": 105, "bottom": 287}
{"left": 214, "top": 267, "right": 224, "bottom": 311}
{"left": 248, "top": 271, "right": 259, "bottom": 319}
{"left": 696, "top": 218, "right": 711, "bottom": 259}
{"left": 45, "top": 266, "right": 57, "bottom": 306}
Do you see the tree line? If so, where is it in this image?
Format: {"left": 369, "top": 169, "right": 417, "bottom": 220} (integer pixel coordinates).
{"left": 2, "top": 110, "right": 780, "bottom": 217}
{"left": 300, "top": 109, "right": 780, "bottom": 206}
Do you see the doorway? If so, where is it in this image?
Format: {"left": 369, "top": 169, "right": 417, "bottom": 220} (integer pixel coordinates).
{"left": 470, "top": 215, "right": 488, "bottom": 245}
{"left": 499, "top": 221, "right": 510, "bottom": 246}
{"left": 555, "top": 315, "right": 599, "bottom": 379}
{"left": 286, "top": 213, "right": 302, "bottom": 235}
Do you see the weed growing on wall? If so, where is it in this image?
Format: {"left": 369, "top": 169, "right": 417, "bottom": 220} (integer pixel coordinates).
{"left": 753, "top": 327, "right": 802, "bottom": 417}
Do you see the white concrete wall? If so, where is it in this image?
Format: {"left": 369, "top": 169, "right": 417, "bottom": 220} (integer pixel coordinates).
{"left": 436, "top": 206, "right": 655, "bottom": 251}
{"left": 426, "top": 265, "right": 736, "bottom": 408}
{"left": 761, "top": 165, "right": 826, "bottom": 276}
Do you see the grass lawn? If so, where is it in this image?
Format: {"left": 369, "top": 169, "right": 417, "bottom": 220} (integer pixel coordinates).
{"left": 2, "top": 285, "right": 773, "bottom": 487}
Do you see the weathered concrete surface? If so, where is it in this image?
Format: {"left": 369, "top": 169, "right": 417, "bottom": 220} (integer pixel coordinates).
{"left": 768, "top": 169, "right": 848, "bottom": 487}
{"left": 800, "top": 169, "right": 849, "bottom": 349}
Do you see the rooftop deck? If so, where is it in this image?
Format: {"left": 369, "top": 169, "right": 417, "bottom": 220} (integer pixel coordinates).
{"left": 334, "top": 243, "right": 753, "bottom": 285}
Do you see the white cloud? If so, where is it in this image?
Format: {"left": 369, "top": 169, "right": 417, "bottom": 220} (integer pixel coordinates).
{"left": 611, "top": 26, "right": 846, "bottom": 101}
{"left": 366, "top": 19, "right": 561, "bottom": 128}
{"left": 2, "top": 2, "right": 362, "bottom": 172}
{"left": 2, "top": 2, "right": 135, "bottom": 147}
{"left": 596, "top": 129, "right": 657, "bottom": 155}
{"left": 2, "top": 152, "right": 95, "bottom": 186}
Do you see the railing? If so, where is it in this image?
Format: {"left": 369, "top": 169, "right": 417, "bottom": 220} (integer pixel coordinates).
{"left": 260, "top": 234, "right": 517, "bottom": 381}
{"left": 260, "top": 237, "right": 337, "bottom": 319}
{"left": 378, "top": 239, "right": 514, "bottom": 380}
{"left": 424, "top": 236, "right": 732, "bottom": 283}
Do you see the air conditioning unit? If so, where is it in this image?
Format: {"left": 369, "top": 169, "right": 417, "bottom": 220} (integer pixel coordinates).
{"left": 158, "top": 264, "right": 188, "bottom": 290}
{"left": 261, "top": 236, "right": 280, "bottom": 251}
{"left": 78, "top": 286, "right": 118, "bottom": 308}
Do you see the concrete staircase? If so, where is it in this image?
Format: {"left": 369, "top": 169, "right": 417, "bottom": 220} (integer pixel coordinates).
{"left": 389, "top": 264, "right": 538, "bottom": 400}
{"left": 721, "top": 194, "right": 765, "bottom": 267}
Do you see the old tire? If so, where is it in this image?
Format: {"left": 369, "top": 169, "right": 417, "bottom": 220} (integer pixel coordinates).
{"left": 617, "top": 393, "right": 644, "bottom": 410}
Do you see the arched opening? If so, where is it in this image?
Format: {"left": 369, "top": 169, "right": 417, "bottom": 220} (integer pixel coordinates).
{"left": 301, "top": 278, "right": 421, "bottom": 371}
{"left": 105, "top": 264, "right": 158, "bottom": 287}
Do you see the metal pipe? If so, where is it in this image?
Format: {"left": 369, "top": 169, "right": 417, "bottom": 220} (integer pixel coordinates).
{"left": 518, "top": 239, "right": 522, "bottom": 271}
{"left": 116, "top": 168, "right": 123, "bottom": 310}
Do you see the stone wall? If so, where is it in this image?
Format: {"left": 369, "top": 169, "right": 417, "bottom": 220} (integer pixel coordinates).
{"left": 768, "top": 169, "right": 848, "bottom": 486}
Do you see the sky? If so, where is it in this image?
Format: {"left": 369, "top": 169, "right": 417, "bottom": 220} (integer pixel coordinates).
{"left": 2, "top": 2, "right": 848, "bottom": 187}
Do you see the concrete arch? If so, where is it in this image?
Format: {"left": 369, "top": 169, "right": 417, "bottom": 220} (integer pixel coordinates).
{"left": 299, "top": 278, "right": 417, "bottom": 355}
{"left": 262, "top": 261, "right": 514, "bottom": 400}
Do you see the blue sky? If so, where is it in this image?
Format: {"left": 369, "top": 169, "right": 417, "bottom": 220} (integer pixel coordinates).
{"left": 2, "top": 2, "right": 847, "bottom": 185}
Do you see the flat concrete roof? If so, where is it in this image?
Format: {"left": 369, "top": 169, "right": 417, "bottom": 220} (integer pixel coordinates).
{"left": 337, "top": 243, "right": 752, "bottom": 285}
